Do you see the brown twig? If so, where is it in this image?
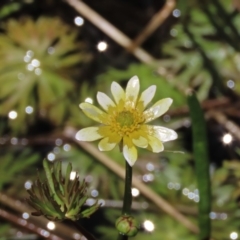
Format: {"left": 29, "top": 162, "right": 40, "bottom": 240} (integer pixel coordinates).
{"left": 65, "top": 0, "right": 155, "bottom": 64}
{"left": 0, "top": 193, "right": 84, "bottom": 240}
{"left": 72, "top": 221, "right": 98, "bottom": 240}
{"left": 167, "top": 97, "right": 231, "bottom": 117}
{"left": 128, "top": 0, "right": 176, "bottom": 52}
{"left": 233, "top": 0, "right": 240, "bottom": 12}
{"left": 64, "top": 0, "right": 188, "bottom": 94}
{"left": 0, "top": 208, "right": 64, "bottom": 240}
{"left": 206, "top": 110, "right": 240, "bottom": 141}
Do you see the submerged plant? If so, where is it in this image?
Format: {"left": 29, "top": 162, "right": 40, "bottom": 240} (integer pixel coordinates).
{"left": 26, "top": 159, "right": 100, "bottom": 221}
{"left": 0, "top": 16, "right": 89, "bottom": 131}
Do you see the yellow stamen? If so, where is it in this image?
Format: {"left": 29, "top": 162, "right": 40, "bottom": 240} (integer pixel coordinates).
{"left": 108, "top": 109, "right": 145, "bottom": 136}
{"left": 116, "top": 111, "right": 134, "bottom": 127}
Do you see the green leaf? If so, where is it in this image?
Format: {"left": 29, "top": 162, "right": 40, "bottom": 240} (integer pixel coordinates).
{"left": 0, "top": 17, "right": 89, "bottom": 133}
{"left": 0, "top": 2, "right": 22, "bottom": 19}
{"left": 0, "top": 149, "right": 39, "bottom": 190}
{"left": 187, "top": 92, "right": 211, "bottom": 240}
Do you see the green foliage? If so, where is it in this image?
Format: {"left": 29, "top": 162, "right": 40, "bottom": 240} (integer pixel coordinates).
{"left": 0, "top": 2, "right": 22, "bottom": 19}
{"left": 0, "top": 148, "right": 39, "bottom": 190}
{"left": 0, "top": 16, "right": 89, "bottom": 132}
{"left": 0, "top": 224, "right": 11, "bottom": 239}
{"left": 150, "top": 152, "right": 196, "bottom": 200}
{"left": 97, "top": 208, "right": 197, "bottom": 240}
{"left": 159, "top": 0, "right": 240, "bottom": 98}
{"left": 96, "top": 64, "right": 186, "bottom": 108}
{"left": 187, "top": 93, "right": 211, "bottom": 240}
{"left": 0, "top": 0, "right": 240, "bottom": 239}
{"left": 27, "top": 159, "right": 100, "bottom": 221}
{"left": 213, "top": 160, "right": 240, "bottom": 203}
{"left": 93, "top": 152, "right": 240, "bottom": 240}
{"left": 51, "top": 144, "right": 125, "bottom": 200}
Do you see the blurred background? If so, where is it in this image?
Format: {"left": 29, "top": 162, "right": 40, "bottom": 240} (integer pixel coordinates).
{"left": 0, "top": 0, "right": 240, "bottom": 239}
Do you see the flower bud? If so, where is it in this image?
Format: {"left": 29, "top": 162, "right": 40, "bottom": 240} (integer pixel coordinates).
{"left": 115, "top": 215, "right": 138, "bottom": 237}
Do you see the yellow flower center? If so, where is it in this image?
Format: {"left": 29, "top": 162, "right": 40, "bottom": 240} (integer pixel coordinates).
{"left": 109, "top": 109, "right": 145, "bottom": 136}
{"left": 116, "top": 111, "right": 134, "bottom": 127}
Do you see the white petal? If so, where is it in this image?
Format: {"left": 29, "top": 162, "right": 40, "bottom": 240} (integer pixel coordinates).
{"left": 123, "top": 137, "right": 138, "bottom": 166}
{"left": 148, "top": 135, "right": 164, "bottom": 153}
{"left": 75, "top": 127, "right": 103, "bottom": 141}
{"left": 98, "top": 126, "right": 122, "bottom": 143}
{"left": 138, "top": 85, "right": 156, "bottom": 109}
{"left": 151, "top": 126, "right": 178, "bottom": 142}
{"left": 98, "top": 137, "right": 117, "bottom": 151}
{"left": 132, "top": 136, "right": 148, "bottom": 148}
{"left": 111, "top": 81, "right": 125, "bottom": 104}
{"left": 123, "top": 145, "right": 137, "bottom": 167}
{"left": 80, "top": 102, "right": 107, "bottom": 123}
{"left": 125, "top": 76, "right": 140, "bottom": 107}
{"left": 143, "top": 98, "right": 173, "bottom": 123}
{"left": 97, "top": 92, "right": 116, "bottom": 111}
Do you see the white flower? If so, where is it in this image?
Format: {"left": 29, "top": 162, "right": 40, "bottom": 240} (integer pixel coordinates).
{"left": 76, "top": 76, "right": 177, "bottom": 166}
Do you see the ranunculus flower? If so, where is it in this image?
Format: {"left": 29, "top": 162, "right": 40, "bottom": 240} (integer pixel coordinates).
{"left": 76, "top": 76, "right": 177, "bottom": 166}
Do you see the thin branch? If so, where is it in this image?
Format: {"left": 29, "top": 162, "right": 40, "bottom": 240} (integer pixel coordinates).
{"left": 63, "top": 127, "right": 199, "bottom": 234}
{"left": 0, "top": 192, "right": 84, "bottom": 240}
{"left": 0, "top": 208, "right": 64, "bottom": 240}
{"left": 65, "top": 0, "right": 155, "bottom": 65}
{"left": 64, "top": 0, "right": 187, "bottom": 94}
{"left": 206, "top": 111, "right": 240, "bottom": 141}
{"left": 72, "top": 221, "right": 98, "bottom": 240}
{"left": 167, "top": 97, "right": 231, "bottom": 117}
{"left": 128, "top": 0, "right": 176, "bottom": 52}
{"left": 233, "top": 0, "right": 240, "bottom": 12}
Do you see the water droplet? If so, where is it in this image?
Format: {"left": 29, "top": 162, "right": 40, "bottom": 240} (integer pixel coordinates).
{"left": 63, "top": 144, "right": 71, "bottom": 151}
{"left": 24, "top": 180, "right": 32, "bottom": 189}
{"left": 132, "top": 188, "right": 140, "bottom": 197}
{"left": 24, "top": 55, "right": 31, "bottom": 63}
{"left": 26, "top": 50, "right": 34, "bottom": 57}
{"left": 91, "top": 189, "right": 99, "bottom": 197}
{"left": 55, "top": 138, "right": 63, "bottom": 146}
{"left": 170, "top": 28, "right": 178, "bottom": 37}
{"left": 227, "top": 79, "right": 235, "bottom": 89}
{"left": 47, "top": 47, "right": 55, "bottom": 55}
{"left": 47, "top": 221, "right": 56, "bottom": 230}
{"left": 146, "top": 162, "right": 155, "bottom": 171}
{"left": 18, "top": 73, "right": 25, "bottom": 80}
{"left": 97, "top": 41, "right": 108, "bottom": 52}
{"left": 172, "top": 9, "right": 181, "bottom": 18}
{"left": 8, "top": 110, "right": 17, "bottom": 119}
{"left": 35, "top": 68, "right": 42, "bottom": 75}
{"left": 27, "top": 64, "right": 34, "bottom": 71}
{"left": 163, "top": 114, "right": 171, "bottom": 122}
{"left": 21, "top": 138, "right": 28, "bottom": 145}
{"left": 11, "top": 137, "right": 18, "bottom": 145}
{"left": 25, "top": 106, "right": 34, "bottom": 114}
{"left": 40, "top": 230, "right": 50, "bottom": 237}
{"left": 31, "top": 59, "right": 40, "bottom": 67}
{"left": 22, "top": 212, "right": 29, "bottom": 219}
{"left": 143, "top": 220, "right": 155, "bottom": 232}
{"left": 74, "top": 16, "right": 84, "bottom": 26}
{"left": 70, "top": 171, "right": 77, "bottom": 180}
{"left": 47, "top": 153, "right": 55, "bottom": 161}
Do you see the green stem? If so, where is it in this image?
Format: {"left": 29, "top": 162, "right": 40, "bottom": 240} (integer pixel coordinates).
{"left": 122, "top": 161, "right": 132, "bottom": 214}
{"left": 72, "top": 221, "right": 98, "bottom": 240}
{"left": 187, "top": 92, "right": 211, "bottom": 240}
{"left": 117, "top": 161, "right": 133, "bottom": 240}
